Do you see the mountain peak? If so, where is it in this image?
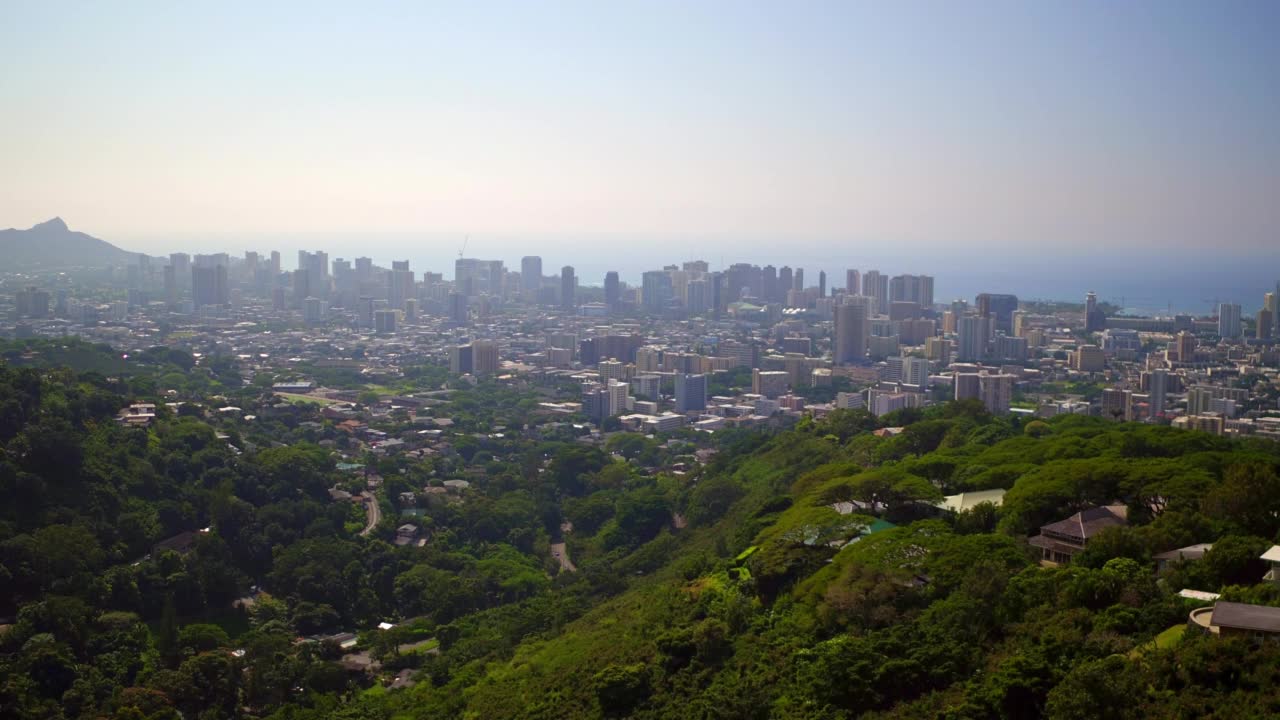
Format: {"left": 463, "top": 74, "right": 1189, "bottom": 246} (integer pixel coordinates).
{"left": 34, "top": 217, "right": 69, "bottom": 232}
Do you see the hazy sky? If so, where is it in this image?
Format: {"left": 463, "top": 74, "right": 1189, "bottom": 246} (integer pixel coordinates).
{"left": 3, "top": 1, "right": 1279, "bottom": 259}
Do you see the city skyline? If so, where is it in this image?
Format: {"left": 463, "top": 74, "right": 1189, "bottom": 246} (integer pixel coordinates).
{"left": 4, "top": 2, "right": 1279, "bottom": 257}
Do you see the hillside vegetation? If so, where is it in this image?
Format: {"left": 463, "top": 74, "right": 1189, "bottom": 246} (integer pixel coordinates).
{"left": 3, "top": 356, "right": 1280, "bottom": 719}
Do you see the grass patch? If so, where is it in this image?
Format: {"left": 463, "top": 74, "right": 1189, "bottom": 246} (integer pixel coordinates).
{"left": 1130, "top": 624, "right": 1185, "bottom": 658}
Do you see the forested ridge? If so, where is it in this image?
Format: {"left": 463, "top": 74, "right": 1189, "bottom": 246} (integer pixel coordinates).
{"left": 3, "top": 348, "right": 1280, "bottom": 719}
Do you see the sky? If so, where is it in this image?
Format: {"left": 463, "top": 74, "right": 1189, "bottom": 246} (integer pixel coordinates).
{"left": 2, "top": 1, "right": 1279, "bottom": 301}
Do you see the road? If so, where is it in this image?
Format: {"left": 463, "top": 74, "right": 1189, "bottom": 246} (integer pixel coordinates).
{"left": 359, "top": 492, "right": 381, "bottom": 536}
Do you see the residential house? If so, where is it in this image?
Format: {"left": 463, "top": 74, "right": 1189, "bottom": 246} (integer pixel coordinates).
{"left": 1154, "top": 543, "right": 1213, "bottom": 574}
{"left": 1190, "top": 601, "right": 1280, "bottom": 640}
{"left": 1027, "top": 505, "right": 1128, "bottom": 565}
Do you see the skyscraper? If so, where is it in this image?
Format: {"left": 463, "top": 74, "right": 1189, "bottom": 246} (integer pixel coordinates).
{"left": 762, "top": 265, "right": 778, "bottom": 302}
{"left": 863, "top": 270, "right": 888, "bottom": 314}
{"left": 845, "top": 269, "right": 860, "bottom": 296}
{"left": 778, "top": 266, "right": 793, "bottom": 298}
{"left": 604, "top": 271, "right": 620, "bottom": 310}
{"left": 1148, "top": 368, "right": 1168, "bottom": 418}
{"left": 975, "top": 293, "right": 1019, "bottom": 333}
{"left": 818, "top": 270, "right": 826, "bottom": 298}
{"left": 675, "top": 373, "right": 707, "bottom": 412}
{"left": 957, "top": 315, "right": 989, "bottom": 362}
{"left": 521, "top": 256, "right": 542, "bottom": 297}
{"left": 560, "top": 266, "right": 576, "bottom": 309}
{"left": 1085, "top": 291, "right": 1105, "bottom": 331}
{"left": 1217, "top": 303, "right": 1242, "bottom": 339}
{"left": 192, "top": 254, "right": 229, "bottom": 308}
{"left": 833, "top": 298, "right": 868, "bottom": 365}
{"left": 642, "top": 270, "right": 673, "bottom": 313}
{"left": 472, "top": 340, "right": 500, "bottom": 375}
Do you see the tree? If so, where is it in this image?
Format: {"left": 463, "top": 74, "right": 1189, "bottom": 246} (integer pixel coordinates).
{"left": 593, "top": 663, "right": 650, "bottom": 717}
{"left": 1045, "top": 655, "right": 1148, "bottom": 720}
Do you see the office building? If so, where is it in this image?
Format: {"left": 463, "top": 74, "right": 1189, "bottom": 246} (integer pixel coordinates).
{"left": 845, "top": 269, "right": 860, "bottom": 295}
{"left": 1259, "top": 309, "right": 1274, "bottom": 340}
{"left": 675, "top": 373, "right": 708, "bottom": 412}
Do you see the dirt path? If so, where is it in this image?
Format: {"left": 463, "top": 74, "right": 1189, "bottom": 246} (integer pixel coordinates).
{"left": 550, "top": 542, "right": 576, "bottom": 572}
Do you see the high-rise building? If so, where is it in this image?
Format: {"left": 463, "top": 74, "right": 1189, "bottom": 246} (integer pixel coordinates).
{"left": 975, "top": 293, "right": 1019, "bottom": 333}
{"left": 303, "top": 297, "right": 328, "bottom": 324}
{"left": 448, "top": 292, "right": 468, "bottom": 324}
{"left": 1073, "top": 345, "right": 1106, "bottom": 372}
{"left": 1147, "top": 368, "right": 1168, "bottom": 418}
{"left": 1267, "top": 289, "right": 1280, "bottom": 336}
{"left": 1171, "top": 331, "right": 1196, "bottom": 363}
{"left": 169, "top": 253, "right": 191, "bottom": 287}
{"left": 762, "top": 265, "right": 778, "bottom": 302}
{"left": 388, "top": 262, "right": 415, "bottom": 310}
{"left": 297, "top": 250, "right": 329, "bottom": 298}
{"left": 845, "top": 269, "right": 860, "bottom": 296}
{"left": 192, "top": 254, "right": 229, "bottom": 308}
{"left": 818, "top": 271, "right": 826, "bottom": 298}
{"left": 1218, "top": 303, "right": 1242, "bottom": 339}
{"left": 675, "top": 373, "right": 707, "bottom": 412}
{"left": 560, "top": 266, "right": 576, "bottom": 309}
{"left": 833, "top": 298, "right": 868, "bottom": 365}
{"left": 374, "top": 309, "right": 398, "bottom": 334}
{"left": 472, "top": 340, "right": 499, "bottom": 375}
{"left": 604, "top": 271, "right": 620, "bottom": 310}
{"left": 1085, "top": 291, "right": 1105, "bottom": 331}
{"left": 1259, "top": 308, "right": 1275, "bottom": 340}
{"left": 862, "top": 270, "right": 888, "bottom": 314}
{"left": 642, "top": 270, "right": 672, "bottom": 312}
{"left": 793, "top": 268, "right": 804, "bottom": 292}
{"left": 925, "top": 336, "right": 952, "bottom": 366}
{"left": 521, "top": 256, "right": 542, "bottom": 297}
{"left": 978, "top": 374, "right": 1014, "bottom": 415}
{"left": 954, "top": 370, "right": 981, "bottom": 402}
{"left": 450, "top": 344, "right": 473, "bottom": 374}
{"left": 1101, "top": 388, "right": 1133, "bottom": 421}
{"left": 752, "top": 369, "right": 790, "bottom": 398}
{"left": 778, "top": 267, "right": 793, "bottom": 301}
{"left": 956, "top": 315, "right": 989, "bottom": 362}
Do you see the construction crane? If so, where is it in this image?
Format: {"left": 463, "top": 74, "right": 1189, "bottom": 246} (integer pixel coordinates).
{"left": 458, "top": 236, "right": 468, "bottom": 260}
